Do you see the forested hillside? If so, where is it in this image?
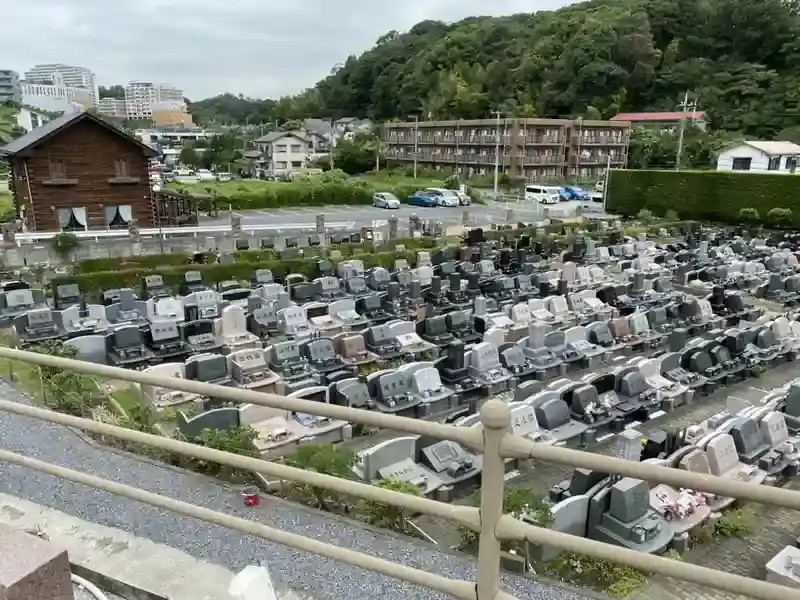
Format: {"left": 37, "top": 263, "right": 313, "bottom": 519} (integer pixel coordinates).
{"left": 191, "top": 0, "right": 800, "bottom": 137}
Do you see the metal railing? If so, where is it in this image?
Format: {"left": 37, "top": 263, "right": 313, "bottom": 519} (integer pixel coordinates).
{"left": 0, "top": 346, "right": 799, "bottom": 600}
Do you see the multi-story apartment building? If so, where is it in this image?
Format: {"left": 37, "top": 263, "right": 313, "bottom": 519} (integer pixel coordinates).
{"left": 383, "top": 117, "right": 630, "bottom": 184}
{"left": 21, "top": 73, "right": 93, "bottom": 113}
{"left": 0, "top": 70, "right": 21, "bottom": 104}
{"left": 97, "top": 97, "right": 127, "bottom": 118}
{"left": 23, "top": 63, "right": 97, "bottom": 105}
{"left": 124, "top": 82, "right": 184, "bottom": 119}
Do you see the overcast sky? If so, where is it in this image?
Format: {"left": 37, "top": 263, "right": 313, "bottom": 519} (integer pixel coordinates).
{"left": 4, "top": 1, "right": 572, "bottom": 100}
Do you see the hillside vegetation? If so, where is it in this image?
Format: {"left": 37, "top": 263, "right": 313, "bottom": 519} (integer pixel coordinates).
{"left": 190, "top": 0, "right": 800, "bottom": 138}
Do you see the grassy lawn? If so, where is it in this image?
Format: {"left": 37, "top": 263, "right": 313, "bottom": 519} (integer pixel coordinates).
{"left": 0, "top": 192, "right": 12, "bottom": 216}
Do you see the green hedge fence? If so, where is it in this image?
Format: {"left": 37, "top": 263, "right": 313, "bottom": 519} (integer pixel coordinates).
{"left": 172, "top": 180, "right": 434, "bottom": 210}
{"left": 607, "top": 169, "right": 800, "bottom": 224}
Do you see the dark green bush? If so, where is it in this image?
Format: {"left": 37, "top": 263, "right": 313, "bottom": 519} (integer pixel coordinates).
{"left": 766, "top": 207, "right": 793, "bottom": 227}
{"left": 72, "top": 237, "right": 437, "bottom": 275}
{"left": 607, "top": 169, "right": 800, "bottom": 224}
{"left": 54, "top": 250, "right": 416, "bottom": 298}
{"left": 738, "top": 207, "right": 760, "bottom": 224}
{"left": 170, "top": 179, "right": 430, "bottom": 210}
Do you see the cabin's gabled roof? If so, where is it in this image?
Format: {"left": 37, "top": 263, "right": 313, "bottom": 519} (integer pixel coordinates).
{"left": 0, "top": 111, "right": 158, "bottom": 157}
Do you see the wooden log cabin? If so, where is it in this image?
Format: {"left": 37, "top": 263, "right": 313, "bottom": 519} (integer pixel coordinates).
{"left": 0, "top": 111, "right": 158, "bottom": 232}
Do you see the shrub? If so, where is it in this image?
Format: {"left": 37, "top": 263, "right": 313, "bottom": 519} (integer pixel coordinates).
{"left": 766, "top": 207, "right": 793, "bottom": 227}
{"left": 170, "top": 176, "right": 448, "bottom": 210}
{"left": 607, "top": 169, "right": 800, "bottom": 224}
{"left": 636, "top": 208, "right": 654, "bottom": 223}
{"left": 738, "top": 207, "right": 760, "bottom": 224}
{"left": 664, "top": 209, "right": 679, "bottom": 221}
{"left": 52, "top": 232, "right": 79, "bottom": 256}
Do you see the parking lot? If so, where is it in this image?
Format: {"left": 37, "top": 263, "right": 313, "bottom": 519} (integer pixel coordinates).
{"left": 212, "top": 199, "right": 595, "bottom": 230}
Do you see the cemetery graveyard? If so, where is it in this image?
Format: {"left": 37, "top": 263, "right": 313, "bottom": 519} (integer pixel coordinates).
{"left": 8, "top": 222, "right": 800, "bottom": 584}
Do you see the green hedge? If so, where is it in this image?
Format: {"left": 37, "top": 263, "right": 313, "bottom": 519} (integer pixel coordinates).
{"left": 171, "top": 180, "right": 432, "bottom": 210}
{"left": 607, "top": 169, "right": 800, "bottom": 224}
{"left": 72, "top": 237, "right": 438, "bottom": 275}
{"left": 54, "top": 250, "right": 420, "bottom": 298}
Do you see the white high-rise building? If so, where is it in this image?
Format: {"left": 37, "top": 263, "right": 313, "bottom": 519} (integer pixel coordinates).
{"left": 23, "top": 63, "right": 98, "bottom": 105}
{"left": 124, "top": 81, "right": 184, "bottom": 119}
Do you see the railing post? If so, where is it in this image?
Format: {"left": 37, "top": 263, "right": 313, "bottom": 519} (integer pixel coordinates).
{"left": 476, "top": 399, "right": 511, "bottom": 600}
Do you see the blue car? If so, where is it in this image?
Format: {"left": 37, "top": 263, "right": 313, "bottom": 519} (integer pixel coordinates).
{"left": 562, "top": 186, "right": 590, "bottom": 201}
{"left": 407, "top": 191, "right": 438, "bottom": 207}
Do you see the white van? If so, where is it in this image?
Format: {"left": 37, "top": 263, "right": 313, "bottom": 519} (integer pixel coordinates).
{"left": 524, "top": 185, "right": 560, "bottom": 204}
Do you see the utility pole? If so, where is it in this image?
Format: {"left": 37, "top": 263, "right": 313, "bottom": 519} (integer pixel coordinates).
{"left": 675, "top": 91, "right": 697, "bottom": 171}
{"left": 412, "top": 115, "right": 419, "bottom": 180}
{"left": 455, "top": 120, "right": 461, "bottom": 181}
{"left": 492, "top": 111, "right": 501, "bottom": 199}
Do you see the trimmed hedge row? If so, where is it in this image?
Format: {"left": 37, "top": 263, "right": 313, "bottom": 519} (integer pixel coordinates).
{"left": 72, "top": 237, "right": 438, "bottom": 275}
{"left": 172, "top": 180, "right": 433, "bottom": 210}
{"left": 54, "top": 250, "right": 419, "bottom": 297}
{"left": 607, "top": 169, "right": 800, "bottom": 224}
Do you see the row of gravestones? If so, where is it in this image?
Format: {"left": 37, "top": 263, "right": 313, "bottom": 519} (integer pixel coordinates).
{"left": 334, "top": 316, "right": 800, "bottom": 513}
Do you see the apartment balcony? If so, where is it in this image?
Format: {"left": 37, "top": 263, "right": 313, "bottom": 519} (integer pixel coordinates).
{"left": 386, "top": 137, "right": 416, "bottom": 145}
{"left": 572, "top": 134, "right": 629, "bottom": 146}
{"left": 521, "top": 154, "right": 564, "bottom": 166}
{"left": 524, "top": 136, "right": 565, "bottom": 146}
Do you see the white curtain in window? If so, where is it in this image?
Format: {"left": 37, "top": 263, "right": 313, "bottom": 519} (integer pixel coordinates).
{"left": 56, "top": 209, "right": 71, "bottom": 228}
{"left": 71, "top": 207, "right": 87, "bottom": 228}
{"left": 104, "top": 205, "right": 118, "bottom": 225}
{"left": 118, "top": 205, "right": 133, "bottom": 222}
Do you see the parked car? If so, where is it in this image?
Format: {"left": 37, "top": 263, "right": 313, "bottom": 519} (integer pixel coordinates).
{"left": 373, "top": 192, "right": 401, "bottom": 209}
{"left": 561, "top": 186, "right": 590, "bottom": 201}
{"left": 524, "top": 185, "right": 560, "bottom": 204}
{"left": 196, "top": 169, "right": 215, "bottom": 181}
{"left": 216, "top": 172, "right": 233, "bottom": 182}
{"left": 594, "top": 180, "right": 605, "bottom": 192}
{"left": 454, "top": 190, "right": 471, "bottom": 206}
{"left": 407, "top": 191, "right": 438, "bottom": 207}
{"left": 424, "top": 188, "right": 459, "bottom": 207}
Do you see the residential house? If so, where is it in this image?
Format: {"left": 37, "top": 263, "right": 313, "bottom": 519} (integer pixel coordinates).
{"left": 384, "top": 117, "right": 630, "bottom": 184}
{"left": 15, "top": 106, "right": 53, "bottom": 133}
{"left": 334, "top": 117, "right": 373, "bottom": 137}
{"left": 303, "top": 119, "right": 336, "bottom": 145}
{"left": 0, "top": 111, "right": 157, "bottom": 231}
{"left": 716, "top": 141, "right": 800, "bottom": 173}
{"left": 255, "top": 131, "right": 313, "bottom": 175}
{"left": 610, "top": 111, "right": 708, "bottom": 133}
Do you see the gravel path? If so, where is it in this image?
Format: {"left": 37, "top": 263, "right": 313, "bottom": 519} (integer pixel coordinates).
{"left": 0, "top": 380, "right": 588, "bottom": 600}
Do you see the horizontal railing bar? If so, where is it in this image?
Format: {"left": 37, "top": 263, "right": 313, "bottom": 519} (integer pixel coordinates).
{"left": 496, "top": 516, "right": 800, "bottom": 600}
{"left": 0, "top": 449, "right": 479, "bottom": 600}
{"left": 0, "top": 348, "right": 484, "bottom": 452}
{"left": 501, "top": 436, "right": 800, "bottom": 511}
{"left": 5, "top": 348, "right": 800, "bottom": 512}
{"left": 0, "top": 401, "right": 480, "bottom": 531}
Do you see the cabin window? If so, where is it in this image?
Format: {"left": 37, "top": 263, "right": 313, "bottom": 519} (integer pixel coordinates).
{"left": 48, "top": 159, "right": 66, "bottom": 179}
{"left": 105, "top": 205, "right": 133, "bottom": 229}
{"left": 114, "top": 159, "right": 130, "bottom": 178}
{"left": 57, "top": 207, "right": 87, "bottom": 231}
{"left": 768, "top": 156, "right": 781, "bottom": 171}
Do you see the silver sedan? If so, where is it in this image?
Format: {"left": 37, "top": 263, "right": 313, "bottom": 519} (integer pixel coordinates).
{"left": 373, "top": 192, "right": 401, "bottom": 209}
